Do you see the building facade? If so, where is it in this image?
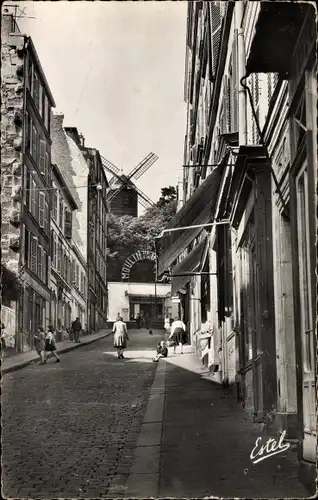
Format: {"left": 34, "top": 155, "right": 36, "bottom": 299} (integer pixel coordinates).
{"left": 50, "top": 163, "right": 78, "bottom": 333}
{"left": 51, "top": 118, "right": 108, "bottom": 334}
{"left": 1, "top": 14, "right": 55, "bottom": 351}
{"left": 70, "top": 243, "right": 87, "bottom": 328}
{"left": 157, "top": 1, "right": 316, "bottom": 492}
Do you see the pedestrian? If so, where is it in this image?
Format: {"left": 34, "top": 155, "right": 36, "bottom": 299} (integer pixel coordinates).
{"left": 1, "top": 323, "right": 7, "bottom": 351}
{"left": 34, "top": 326, "right": 46, "bottom": 364}
{"left": 168, "top": 317, "right": 187, "bottom": 354}
{"left": 71, "top": 317, "right": 82, "bottom": 343}
{"left": 135, "top": 313, "right": 141, "bottom": 329}
{"left": 164, "top": 315, "right": 170, "bottom": 333}
{"left": 113, "top": 315, "right": 129, "bottom": 359}
{"left": 144, "top": 312, "right": 149, "bottom": 329}
{"left": 153, "top": 340, "right": 168, "bottom": 362}
{"left": 45, "top": 325, "right": 60, "bottom": 363}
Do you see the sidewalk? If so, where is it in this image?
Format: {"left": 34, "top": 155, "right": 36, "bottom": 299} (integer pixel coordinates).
{"left": 127, "top": 350, "right": 311, "bottom": 499}
{"left": 1, "top": 329, "right": 112, "bottom": 375}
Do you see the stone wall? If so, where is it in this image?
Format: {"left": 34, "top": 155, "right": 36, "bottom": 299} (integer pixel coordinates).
{"left": 1, "top": 29, "right": 25, "bottom": 275}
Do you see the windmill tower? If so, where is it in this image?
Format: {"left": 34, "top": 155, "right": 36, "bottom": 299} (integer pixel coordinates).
{"left": 101, "top": 153, "right": 158, "bottom": 217}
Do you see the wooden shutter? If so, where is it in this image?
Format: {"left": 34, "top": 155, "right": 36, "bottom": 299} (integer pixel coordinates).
{"left": 53, "top": 191, "right": 58, "bottom": 220}
{"left": 57, "top": 240, "right": 61, "bottom": 273}
{"left": 39, "top": 140, "right": 46, "bottom": 174}
{"left": 32, "top": 125, "right": 37, "bottom": 161}
{"left": 231, "top": 31, "right": 238, "bottom": 132}
{"left": 72, "top": 259, "right": 76, "bottom": 283}
{"left": 76, "top": 264, "right": 79, "bottom": 288}
{"left": 64, "top": 210, "right": 72, "bottom": 239}
{"left": 42, "top": 250, "right": 46, "bottom": 284}
{"left": 44, "top": 199, "right": 49, "bottom": 234}
{"left": 31, "top": 236, "right": 37, "bottom": 273}
{"left": 81, "top": 272, "right": 84, "bottom": 293}
{"left": 209, "top": 1, "right": 222, "bottom": 78}
{"left": 45, "top": 152, "right": 49, "bottom": 183}
{"left": 39, "top": 191, "right": 45, "bottom": 228}
{"left": 38, "top": 245, "right": 43, "bottom": 279}
{"left": 50, "top": 230, "right": 55, "bottom": 260}
{"left": 32, "top": 179, "right": 36, "bottom": 217}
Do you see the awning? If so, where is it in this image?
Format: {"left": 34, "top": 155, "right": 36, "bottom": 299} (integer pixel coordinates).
{"left": 157, "top": 164, "right": 223, "bottom": 276}
{"left": 246, "top": 2, "right": 314, "bottom": 76}
{"left": 171, "top": 236, "right": 208, "bottom": 296}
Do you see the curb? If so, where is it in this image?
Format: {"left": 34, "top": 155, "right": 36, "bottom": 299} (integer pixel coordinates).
{"left": 1, "top": 331, "right": 112, "bottom": 375}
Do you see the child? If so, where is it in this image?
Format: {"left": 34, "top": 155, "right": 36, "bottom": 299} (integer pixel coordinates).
{"left": 153, "top": 341, "right": 168, "bottom": 362}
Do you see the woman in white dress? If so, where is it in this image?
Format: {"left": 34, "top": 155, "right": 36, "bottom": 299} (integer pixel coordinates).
{"left": 113, "top": 316, "right": 129, "bottom": 359}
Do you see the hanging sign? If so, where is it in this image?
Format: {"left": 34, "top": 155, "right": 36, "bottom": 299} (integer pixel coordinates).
{"left": 121, "top": 251, "right": 156, "bottom": 281}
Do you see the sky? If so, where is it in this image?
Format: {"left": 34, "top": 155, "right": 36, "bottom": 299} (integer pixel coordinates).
{"left": 9, "top": 0, "right": 188, "bottom": 207}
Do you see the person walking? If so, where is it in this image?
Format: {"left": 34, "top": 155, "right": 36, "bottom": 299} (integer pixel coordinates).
{"left": 113, "top": 316, "right": 129, "bottom": 359}
{"left": 71, "top": 317, "right": 82, "bottom": 343}
{"left": 168, "top": 317, "right": 187, "bottom": 355}
{"left": 45, "top": 326, "right": 60, "bottom": 363}
{"left": 135, "top": 313, "right": 141, "bottom": 329}
{"left": 34, "top": 326, "right": 46, "bottom": 364}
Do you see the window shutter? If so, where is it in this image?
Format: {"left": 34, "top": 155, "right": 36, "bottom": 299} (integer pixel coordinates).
{"left": 76, "top": 264, "right": 79, "bottom": 288}
{"left": 44, "top": 199, "right": 49, "bottom": 234}
{"left": 57, "top": 240, "right": 61, "bottom": 273}
{"left": 53, "top": 191, "right": 58, "bottom": 220}
{"left": 31, "top": 236, "right": 37, "bottom": 273}
{"left": 72, "top": 259, "right": 76, "bottom": 283}
{"left": 32, "top": 179, "right": 37, "bottom": 217}
{"left": 209, "top": 2, "right": 222, "bottom": 77}
{"left": 42, "top": 250, "right": 46, "bottom": 283}
{"left": 38, "top": 245, "right": 43, "bottom": 279}
{"left": 45, "top": 152, "right": 49, "bottom": 182}
{"left": 81, "top": 272, "right": 84, "bottom": 293}
{"left": 232, "top": 31, "right": 238, "bottom": 132}
{"left": 50, "top": 230, "right": 55, "bottom": 260}
{"left": 39, "top": 191, "right": 45, "bottom": 228}
{"left": 64, "top": 210, "right": 72, "bottom": 239}
{"left": 39, "top": 140, "right": 46, "bottom": 174}
{"left": 32, "top": 126, "right": 37, "bottom": 161}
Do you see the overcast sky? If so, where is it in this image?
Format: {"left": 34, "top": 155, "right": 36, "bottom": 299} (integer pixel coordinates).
{"left": 12, "top": 1, "right": 187, "bottom": 206}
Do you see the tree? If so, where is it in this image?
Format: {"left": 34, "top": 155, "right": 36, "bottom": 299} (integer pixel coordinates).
{"left": 106, "top": 186, "right": 177, "bottom": 280}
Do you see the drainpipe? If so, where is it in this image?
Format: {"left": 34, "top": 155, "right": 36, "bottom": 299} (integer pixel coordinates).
{"left": 236, "top": 2, "right": 247, "bottom": 145}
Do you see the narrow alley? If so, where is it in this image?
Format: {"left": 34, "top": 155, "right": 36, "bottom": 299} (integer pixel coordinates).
{"left": 2, "top": 331, "right": 309, "bottom": 499}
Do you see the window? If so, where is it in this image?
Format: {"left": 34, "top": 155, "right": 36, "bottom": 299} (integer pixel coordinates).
{"left": 33, "top": 72, "right": 39, "bottom": 108}
{"left": 37, "top": 245, "right": 43, "bottom": 279}
{"left": 39, "top": 83, "right": 43, "bottom": 119}
{"left": 31, "top": 178, "right": 37, "bottom": 218}
{"left": 57, "top": 240, "right": 61, "bottom": 273}
{"left": 44, "top": 199, "right": 49, "bottom": 234}
{"left": 32, "top": 125, "right": 37, "bottom": 162}
{"left": 45, "top": 151, "right": 50, "bottom": 183}
{"left": 39, "top": 140, "right": 46, "bottom": 175}
{"left": 53, "top": 190, "right": 58, "bottom": 221}
{"left": 64, "top": 209, "right": 72, "bottom": 239}
{"left": 30, "top": 235, "right": 37, "bottom": 273}
{"left": 59, "top": 199, "right": 64, "bottom": 230}
{"left": 25, "top": 111, "right": 31, "bottom": 152}
{"left": 76, "top": 264, "right": 80, "bottom": 288}
{"left": 81, "top": 271, "right": 84, "bottom": 293}
{"left": 38, "top": 191, "right": 45, "bottom": 228}
{"left": 27, "top": 61, "right": 33, "bottom": 92}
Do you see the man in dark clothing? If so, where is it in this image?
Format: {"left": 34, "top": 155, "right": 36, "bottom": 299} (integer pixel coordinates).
{"left": 71, "top": 317, "right": 82, "bottom": 343}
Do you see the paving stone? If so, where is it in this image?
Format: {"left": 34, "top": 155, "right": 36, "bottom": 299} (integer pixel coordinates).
{"left": 2, "top": 329, "right": 159, "bottom": 498}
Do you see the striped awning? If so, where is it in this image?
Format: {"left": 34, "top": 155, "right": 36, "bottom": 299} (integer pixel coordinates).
{"left": 157, "top": 165, "right": 223, "bottom": 276}
{"left": 171, "top": 236, "right": 208, "bottom": 296}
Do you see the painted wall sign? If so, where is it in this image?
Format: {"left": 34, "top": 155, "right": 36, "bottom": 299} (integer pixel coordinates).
{"left": 121, "top": 251, "right": 156, "bottom": 281}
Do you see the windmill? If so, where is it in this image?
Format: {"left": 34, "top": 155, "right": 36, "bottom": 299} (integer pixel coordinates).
{"left": 100, "top": 153, "right": 159, "bottom": 213}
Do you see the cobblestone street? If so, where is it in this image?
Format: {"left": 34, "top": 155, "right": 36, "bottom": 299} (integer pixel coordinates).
{"left": 2, "top": 329, "right": 161, "bottom": 498}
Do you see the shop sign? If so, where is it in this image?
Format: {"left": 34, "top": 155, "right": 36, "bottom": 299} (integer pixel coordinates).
{"left": 121, "top": 251, "right": 156, "bottom": 281}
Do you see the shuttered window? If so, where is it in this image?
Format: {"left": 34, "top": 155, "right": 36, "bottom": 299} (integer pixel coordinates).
{"left": 57, "top": 240, "right": 61, "bottom": 273}
{"left": 33, "top": 73, "right": 39, "bottom": 109}
{"left": 59, "top": 199, "right": 64, "bottom": 230}
{"left": 209, "top": 1, "right": 222, "bottom": 78}
{"left": 45, "top": 151, "right": 50, "bottom": 183}
{"left": 31, "top": 235, "right": 37, "bottom": 273}
{"left": 231, "top": 31, "right": 238, "bottom": 132}
{"left": 72, "top": 259, "right": 76, "bottom": 283}
{"left": 53, "top": 191, "right": 58, "bottom": 221}
{"left": 81, "top": 271, "right": 84, "bottom": 293}
{"left": 32, "top": 125, "right": 37, "bottom": 162}
{"left": 76, "top": 263, "right": 80, "bottom": 288}
{"left": 38, "top": 245, "right": 43, "bottom": 279}
{"left": 39, "top": 140, "right": 46, "bottom": 175}
{"left": 64, "top": 209, "right": 72, "bottom": 239}
{"left": 31, "top": 179, "right": 37, "bottom": 217}
{"left": 39, "top": 191, "right": 45, "bottom": 228}
{"left": 42, "top": 251, "right": 47, "bottom": 284}
{"left": 44, "top": 199, "right": 49, "bottom": 234}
